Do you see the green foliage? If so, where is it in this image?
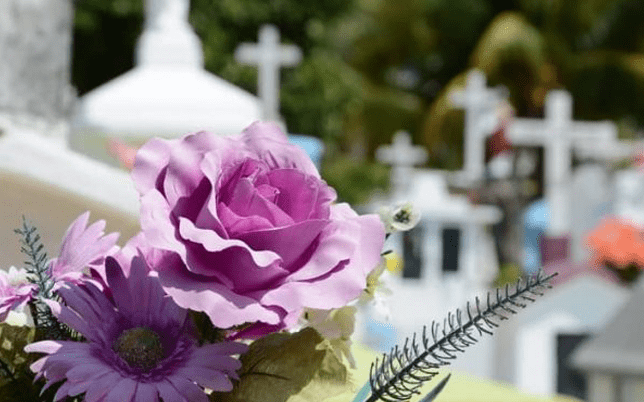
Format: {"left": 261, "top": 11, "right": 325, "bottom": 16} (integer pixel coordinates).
{"left": 211, "top": 328, "right": 352, "bottom": 402}
{"left": 493, "top": 263, "right": 523, "bottom": 287}
{"left": 14, "top": 219, "right": 71, "bottom": 342}
{"left": 321, "top": 155, "right": 389, "bottom": 206}
{"left": 14, "top": 217, "right": 52, "bottom": 298}
{"left": 73, "top": 0, "right": 143, "bottom": 95}
{"left": 0, "top": 324, "right": 55, "bottom": 402}
{"left": 71, "top": 0, "right": 644, "bottom": 196}
{"left": 0, "top": 323, "right": 36, "bottom": 381}
{"left": 281, "top": 50, "right": 365, "bottom": 142}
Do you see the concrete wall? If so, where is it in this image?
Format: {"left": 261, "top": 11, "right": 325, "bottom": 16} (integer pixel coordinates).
{"left": 0, "top": 172, "right": 139, "bottom": 270}
{"left": 0, "top": 0, "right": 75, "bottom": 126}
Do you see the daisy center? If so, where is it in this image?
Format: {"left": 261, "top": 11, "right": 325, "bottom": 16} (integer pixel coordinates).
{"left": 113, "top": 327, "right": 165, "bottom": 371}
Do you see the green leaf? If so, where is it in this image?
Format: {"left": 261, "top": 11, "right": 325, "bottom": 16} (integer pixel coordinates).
{"left": 0, "top": 376, "right": 43, "bottom": 401}
{"left": 286, "top": 341, "right": 353, "bottom": 402}
{"left": 0, "top": 323, "right": 36, "bottom": 379}
{"left": 212, "top": 328, "right": 351, "bottom": 402}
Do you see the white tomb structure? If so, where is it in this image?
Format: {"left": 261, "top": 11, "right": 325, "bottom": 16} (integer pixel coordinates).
{"left": 371, "top": 132, "right": 502, "bottom": 378}
{"left": 375, "top": 131, "right": 428, "bottom": 200}
{"left": 449, "top": 69, "right": 509, "bottom": 184}
{"left": 495, "top": 276, "right": 629, "bottom": 399}
{"left": 72, "top": 0, "right": 262, "bottom": 166}
{"left": 506, "top": 90, "right": 617, "bottom": 237}
{"left": 572, "top": 278, "right": 644, "bottom": 402}
{"left": 0, "top": 0, "right": 140, "bottom": 270}
{"left": 613, "top": 168, "right": 644, "bottom": 227}
{"left": 569, "top": 164, "right": 612, "bottom": 262}
{"left": 235, "top": 25, "right": 302, "bottom": 123}
{"left": 0, "top": 118, "right": 140, "bottom": 271}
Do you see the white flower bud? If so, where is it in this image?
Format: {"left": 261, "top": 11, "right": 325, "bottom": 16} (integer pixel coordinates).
{"left": 378, "top": 202, "right": 420, "bottom": 233}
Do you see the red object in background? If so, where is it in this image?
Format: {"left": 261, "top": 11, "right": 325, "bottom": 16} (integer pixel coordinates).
{"left": 485, "top": 125, "right": 514, "bottom": 162}
{"left": 632, "top": 149, "right": 644, "bottom": 169}
{"left": 485, "top": 103, "right": 514, "bottom": 163}
{"left": 586, "top": 217, "right": 644, "bottom": 269}
{"left": 540, "top": 235, "right": 570, "bottom": 266}
{"left": 106, "top": 138, "right": 138, "bottom": 170}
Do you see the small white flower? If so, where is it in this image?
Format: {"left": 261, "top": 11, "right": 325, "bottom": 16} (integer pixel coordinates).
{"left": 4, "top": 309, "right": 29, "bottom": 327}
{"left": 303, "top": 306, "right": 357, "bottom": 368}
{"left": 378, "top": 202, "right": 420, "bottom": 234}
{"left": 359, "top": 255, "right": 395, "bottom": 322}
{"left": 6, "top": 266, "right": 32, "bottom": 287}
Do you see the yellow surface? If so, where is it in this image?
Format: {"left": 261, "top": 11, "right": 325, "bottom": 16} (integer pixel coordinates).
{"left": 328, "top": 344, "right": 584, "bottom": 402}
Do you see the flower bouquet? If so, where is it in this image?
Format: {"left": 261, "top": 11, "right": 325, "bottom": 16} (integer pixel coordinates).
{"left": 0, "top": 122, "right": 555, "bottom": 402}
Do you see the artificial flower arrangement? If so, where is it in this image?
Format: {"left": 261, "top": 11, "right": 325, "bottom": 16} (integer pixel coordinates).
{"left": 587, "top": 216, "right": 644, "bottom": 284}
{"left": 0, "top": 122, "right": 555, "bottom": 402}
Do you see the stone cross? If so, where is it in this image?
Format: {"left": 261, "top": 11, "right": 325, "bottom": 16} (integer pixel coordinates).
{"left": 146, "top": 0, "right": 189, "bottom": 29}
{"left": 376, "top": 131, "right": 428, "bottom": 200}
{"left": 507, "top": 90, "right": 616, "bottom": 236}
{"left": 137, "top": 0, "right": 202, "bottom": 66}
{"left": 235, "top": 25, "right": 302, "bottom": 122}
{"left": 450, "top": 70, "right": 508, "bottom": 182}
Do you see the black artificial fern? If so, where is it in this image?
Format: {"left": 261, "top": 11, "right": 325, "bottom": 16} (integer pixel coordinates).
{"left": 366, "top": 269, "right": 557, "bottom": 402}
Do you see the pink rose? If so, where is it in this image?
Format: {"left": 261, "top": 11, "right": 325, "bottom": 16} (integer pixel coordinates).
{"left": 132, "top": 122, "right": 384, "bottom": 330}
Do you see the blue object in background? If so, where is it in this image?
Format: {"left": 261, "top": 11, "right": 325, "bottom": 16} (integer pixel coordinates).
{"left": 523, "top": 199, "right": 549, "bottom": 275}
{"left": 288, "top": 134, "right": 325, "bottom": 169}
{"left": 364, "top": 317, "right": 397, "bottom": 352}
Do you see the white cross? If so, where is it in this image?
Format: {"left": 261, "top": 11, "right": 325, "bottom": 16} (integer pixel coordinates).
{"left": 146, "top": 0, "right": 189, "bottom": 29}
{"left": 450, "top": 70, "right": 508, "bottom": 182}
{"left": 376, "top": 131, "right": 428, "bottom": 200}
{"left": 507, "top": 90, "right": 617, "bottom": 236}
{"left": 234, "top": 25, "right": 302, "bottom": 122}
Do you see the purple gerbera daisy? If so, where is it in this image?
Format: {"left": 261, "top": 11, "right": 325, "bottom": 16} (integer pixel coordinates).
{"left": 25, "top": 256, "right": 247, "bottom": 402}
{"left": 49, "top": 211, "right": 120, "bottom": 286}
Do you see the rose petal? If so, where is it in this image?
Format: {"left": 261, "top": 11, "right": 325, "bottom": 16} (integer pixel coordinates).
{"left": 242, "top": 122, "right": 320, "bottom": 179}
{"left": 266, "top": 169, "right": 336, "bottom": 222}
{"left": 178, "top": 218, "right": 281, "bottom": 269}
{"left": 236, "top": 219, "right": 328, "bottom": 271}
{"left": 217, "top": 202, "right": 274, "bottom": 235}
{"left": 224, "top": 176, "right": 294, "bottom": 228}
{"left": 157, "top": 262, "right": 281, "bottom": 328}
{"left": 133, "top": 138, "right": 173, "bottom": 194}
{"left": 140, "top": 190, "right": 187, "bottom": 257}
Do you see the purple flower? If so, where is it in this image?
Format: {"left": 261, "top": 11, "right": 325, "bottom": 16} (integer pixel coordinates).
{"left": 49, "top": 212, "right": 119, "bottom": 286}
{"left": 0, "top": 266, "right": 35, "bottom": 322}
{"left": 25, "top": 256, "right": 247, "bottom": 402}
{"left": 132, "top": 122, "right": 385, "bottom": 331}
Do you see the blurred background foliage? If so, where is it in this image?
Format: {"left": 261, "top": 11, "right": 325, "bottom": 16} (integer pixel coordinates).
{"left": 72, "top": 0, "right": 644, "bottom": 203}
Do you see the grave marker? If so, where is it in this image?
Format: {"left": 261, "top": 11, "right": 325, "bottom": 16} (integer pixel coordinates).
{"left": 450, "top": 70, "right": 508, "bottom": 182}
{"left": 375, "top": 130, "right": 428, "bottom": 201}
{"left": 235, "top": 25, "right": 302, "bottom": 122}
{"left": 507, "top": 90, "right": 616, "bottom": 236}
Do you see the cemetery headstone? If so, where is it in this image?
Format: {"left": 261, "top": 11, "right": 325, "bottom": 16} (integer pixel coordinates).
{"left": 614, "top": 169, "right": 644, "bottom": 227}
{"left": 570, "top": 165, "right": 611, "bottom": 263}
{"left": 507, "top": 90, "right": 617, "bottom": 237}
{"left": 496, "top": 276, "right": 629, "bottom": 396}
{"left": 572, "top": 278, "right": 644, "bottom": 402}
{"left": 375, "top": 131, "right": 428, "bottom": 201}
{"left": 72, "top": 0, "right": 261, "bottom": 166}
{"left": 450, "top": 70, "right": 508, "bottom": 183}
{"left": 235, "top": 25, "right": 303, "bottom": 122}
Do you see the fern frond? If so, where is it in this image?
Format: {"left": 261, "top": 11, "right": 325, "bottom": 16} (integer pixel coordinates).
{"left": 14, "top": 217, "right": 73, "bottom": 341}
{"left": 366, "top": 269, "right": 557, "bottom": 402}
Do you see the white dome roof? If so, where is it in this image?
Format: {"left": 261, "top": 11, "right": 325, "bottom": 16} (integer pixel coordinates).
{"left": 73, "top": 0, "right": 261, "bottom": 140}
{"left": 75, "top": 65, "right": 261, "bottom": 138}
